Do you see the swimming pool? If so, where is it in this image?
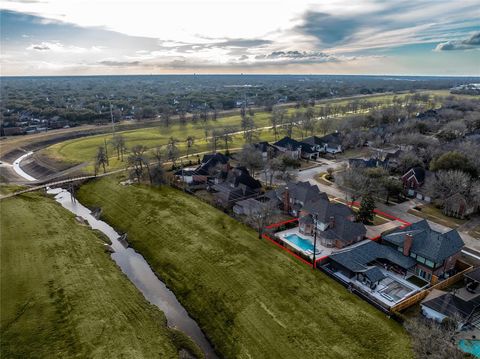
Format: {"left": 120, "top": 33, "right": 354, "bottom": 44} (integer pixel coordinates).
{"left": 459, "top": 339, "right": 480, "bottom": 357}
{"left": 284, "top": 234, "right": 315, "bottom": 252}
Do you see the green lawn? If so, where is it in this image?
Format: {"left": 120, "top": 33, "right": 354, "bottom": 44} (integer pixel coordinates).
{"left": 40, "top": 91, "right": 442, "bottom": 173}
{"left": 0, "top": 193, "right": 201, "bottom": 358}
{"left": 408, "top": 204, "right": 467, "bottom": 228}
{"left": 77, "top": 176, "right": 413, "bottom": 359}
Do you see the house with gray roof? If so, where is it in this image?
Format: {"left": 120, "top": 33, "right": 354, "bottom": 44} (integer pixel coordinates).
{"left": 328, "top": 240, "right": 417, "bottom": 279}
{"left": 421, "top": 291, "right": 480, "bottom": 328}
{"left": 421, "top": 267, "right": 480, "bottom": 329}
{"left": 233, "top": 195, "right": 280, "bottom": 216}
{"left": 303, "top": 132, "right": 343, "bottom": 154}
{"left": 211, "top": 166, "right": 262, "bottom": 207}
{"left": 268, "top": 181, "right": 328, "bottom": 216}
{"left": 348, "top": 158, "right": 388, "bottom": 169}
{"left": 298, "top": 198, "right": 366, "bottom": 249}
{"left": 273, "top": 136, "right": 319, "bottom": 159}
{"left": 382, "top": 219, "right": 464, "bottom": 282}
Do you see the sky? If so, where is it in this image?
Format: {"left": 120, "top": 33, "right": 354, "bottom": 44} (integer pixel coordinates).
{"left": 1, "top": 0, "right": 479, "bottom": 76}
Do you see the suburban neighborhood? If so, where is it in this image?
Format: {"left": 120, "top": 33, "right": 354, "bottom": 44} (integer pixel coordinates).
{"left": 2, "top": 5, "right": 480, "bottom": 357}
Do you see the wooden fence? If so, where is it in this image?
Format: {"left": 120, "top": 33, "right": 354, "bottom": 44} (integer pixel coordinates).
{"left": 390, "top": 262, "right": 473, "bottom": 312}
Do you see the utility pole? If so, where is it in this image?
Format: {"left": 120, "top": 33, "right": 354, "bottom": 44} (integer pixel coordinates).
{"left": 312, "top": 214, "right": 318, "bottom": 269}
{"left": 109, "top": 101, "right": 116, "bottom": 136}
{"left": 104, "top": 138, "right": 109, "bottom": 166}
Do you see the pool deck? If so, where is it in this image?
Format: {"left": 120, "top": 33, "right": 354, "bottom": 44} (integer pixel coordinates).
{"left": 276, "top": 228, "right": 338, "bottom": 258}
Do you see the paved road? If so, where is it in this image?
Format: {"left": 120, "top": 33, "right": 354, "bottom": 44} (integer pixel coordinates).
{"left": 295, "top": 162, "right": 478, "bottom": 246}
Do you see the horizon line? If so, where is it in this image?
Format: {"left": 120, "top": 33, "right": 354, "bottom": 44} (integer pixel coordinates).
{"left": 2, "top": 73, "right": 480, "bottom": 78}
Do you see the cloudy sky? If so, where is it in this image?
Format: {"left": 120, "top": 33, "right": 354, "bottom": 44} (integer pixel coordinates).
{"left": 1, "top": 0, "right": 479, "bottom": 76}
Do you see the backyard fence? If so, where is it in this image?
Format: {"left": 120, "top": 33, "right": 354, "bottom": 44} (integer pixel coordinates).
{"left": 389, "top": 262, "right": 473, "bottom": 312}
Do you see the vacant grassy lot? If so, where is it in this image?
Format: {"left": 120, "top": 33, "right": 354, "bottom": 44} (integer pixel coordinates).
{"left": 0, "top": 193, "right": 199, "bottom": 358}
{"left": 40, "top": 91, "right": 444, "bottom": 173}
{"left": 77, "top": 176, "right": 413, "bottom": 359}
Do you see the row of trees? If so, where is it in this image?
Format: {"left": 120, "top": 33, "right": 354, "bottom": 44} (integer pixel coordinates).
{"left": 5, "top": 75, "right": 468, "bottom": 126}
{"left": 94, "top": 135, "right": 188, "bottom": 185}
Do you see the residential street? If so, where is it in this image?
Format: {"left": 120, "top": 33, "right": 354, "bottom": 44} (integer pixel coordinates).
{"left": 295, "top": 162, "right": 479, "bottom": 250}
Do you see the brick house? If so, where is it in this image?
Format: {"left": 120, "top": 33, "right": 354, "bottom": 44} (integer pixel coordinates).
{"left": 382, "top": 220, "right": 464, "bottom": 282}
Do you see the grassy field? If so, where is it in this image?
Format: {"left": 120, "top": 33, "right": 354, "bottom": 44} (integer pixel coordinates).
{"left": 40, "top": 90, "right": 446, "bottom": 173}
{"left": 77, "top": 176, "right": 413, "bottom": 359}
{"left": 0, "top": 193, "right": 201, "bottom": 358}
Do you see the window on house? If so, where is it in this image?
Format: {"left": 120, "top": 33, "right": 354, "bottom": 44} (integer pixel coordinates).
{"left": 417, "top": 256, "right": 426, "bottom": 264}
{"left": 398, "top": 246, "right": 403, "bottom": 252}
{"left": 410, "top": 252, "right": 417, "bottom": 259}
{"left": 425, "top": 260, "right": 434, "bottom": 268}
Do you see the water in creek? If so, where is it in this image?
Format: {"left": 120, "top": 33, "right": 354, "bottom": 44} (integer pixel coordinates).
{"left": 47, "top": 187, "right": 217, "bottom": 358}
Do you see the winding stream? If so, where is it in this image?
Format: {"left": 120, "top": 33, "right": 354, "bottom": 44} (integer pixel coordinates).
{"left": 13, "top": 153, "right": 217, "bottom": 358}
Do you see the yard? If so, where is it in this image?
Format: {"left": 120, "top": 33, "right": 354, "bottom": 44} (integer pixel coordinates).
{"left": 408, "top": 204, "right": 467, "bottom": 228}
{"left": 469, "top": 225, "right": 480, "bottom": 240}
{"left": 0, "top": 193, "right": 199, "bottom": 358}
{"left": 77, "top": 176, "right": 413, "bottom": 359}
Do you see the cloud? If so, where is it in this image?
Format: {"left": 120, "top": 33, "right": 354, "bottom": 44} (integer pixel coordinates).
{"left": 435, "top": 31, "right": 480, "bottom": 51}
{"left": 294, "top": 11, "right": 361, "bottom": 46}
{"left": 29, "top": 42, "right": 50, "bottom": 50}
{"left": 26, "top": 41, "right": 102, "bottom": 53}
{"left": 97, "top": 60, "right": 140, "bottom": 67}
{"left": 211, "top": 38, "right": 272, "bottom": 48}
{"left": 254, "top": 50, "right": 340, "bottom": 64}
{"left": 2, "top": 0, "right": 45, "bottom": 3}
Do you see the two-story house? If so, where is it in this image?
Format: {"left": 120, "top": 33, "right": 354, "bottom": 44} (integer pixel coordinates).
{"left": 298, "top": 198, "right": 366, "bottom": 249}
{"left": 303, "top": 132, "right": 343, "bottom": 154}
{"left": 381, "top": 220, "right": 465, "bottom": 282}
{"left": 268, "top": 181, "right": 328, "bottom": 216}
{"left": 273, "top": 136, "right": 319, "bottom": 160}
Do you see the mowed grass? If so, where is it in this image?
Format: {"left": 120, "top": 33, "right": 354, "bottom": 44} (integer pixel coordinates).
{"left": 77, "top": 176, "right": 413, "bottom": 359}
{"left": 0, "top": 193, "right": 199, "bottom": 358}
{"left": 41, "top": 91, "right": 443, "bottom": 172}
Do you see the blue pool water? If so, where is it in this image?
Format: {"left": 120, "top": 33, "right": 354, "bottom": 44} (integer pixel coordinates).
{"left": 284, "top": 234, "right": 315, "bottom": 252}
{"left": 459, "top": 339, "right": 480, "bottom": 357}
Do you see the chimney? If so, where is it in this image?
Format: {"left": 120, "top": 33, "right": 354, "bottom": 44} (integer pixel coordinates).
{"left": 403, "top": 233, "right": 413, "bottom": 256}
{"left": 329, "top": 216, "right": 335, "bottom": 228}
{"left": 283, "top": 187, "right": 290, "bottom": 214}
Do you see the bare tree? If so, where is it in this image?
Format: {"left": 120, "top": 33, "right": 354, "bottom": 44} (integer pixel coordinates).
{"left": 241, "top": 115, "right": 256, "bottom": 143}
{"left": 337, "top": 166, "right": 370, "bottom": 204}
{"left": 209, "top": 129, "right": 222, "bottom": 152}
{"left": 166, "top": 137, "right": 180, "bottom": 168}
{"left": 127, "top": 145, "right": 149, "bottom": 182}
{"left": 185, "top": 136, "right": 195, "bottom": 158}
{"left": 94, "top": 146, "right": 108, "bottom": 175}
{"left": 247, "top": 202, "right": 278, "bottom": 239}
{"left": 237, "top": 144, "right": 264, "bottom": 176}
{"left": 317, "top": 117, "right": 333, "bottom": 135}
{"left": 271, "top": 154, "right": 298, "bottom": 183}
{"left": 152, "top": 145, "right": 164, "bottom": 163}
{"left": 221, "top": 127, "right": 236, "bottom": 154}
{"left": 270, "top": 107, "right": 286, "bottom": 140}
{"left": 427, "top": 170, "right": 471, "bottom": 202}
{"left": 404, "top": 317, "right": 465, "bottom": 359}
{"left": 283, "top": 114, "right": 296, "bottom": 137}
{"left": 111, "top": 134, "right": 126, "bottom": 161}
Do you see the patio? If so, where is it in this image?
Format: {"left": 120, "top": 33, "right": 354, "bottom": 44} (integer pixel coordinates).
{"left": 326, "top": 265, "right": 426, "bottom": 308}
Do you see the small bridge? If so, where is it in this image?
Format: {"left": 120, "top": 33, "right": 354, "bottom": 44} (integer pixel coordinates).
{"left": 0, "top": 169, "right": 125, "bottom": 200}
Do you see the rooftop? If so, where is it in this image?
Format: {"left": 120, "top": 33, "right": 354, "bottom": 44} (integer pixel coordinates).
{"left": 382, "top": 220, "right": 464, "bottom": 264}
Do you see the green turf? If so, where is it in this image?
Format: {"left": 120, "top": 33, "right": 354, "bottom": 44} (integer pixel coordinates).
{"left": 0, "top": 192, "right": 202, "bottom": 358}
{"left": 40, "top": 91, "right": 444, "bottom": 173}
{"left": 77, "top": 176, "right": 413, "bottom": 359}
